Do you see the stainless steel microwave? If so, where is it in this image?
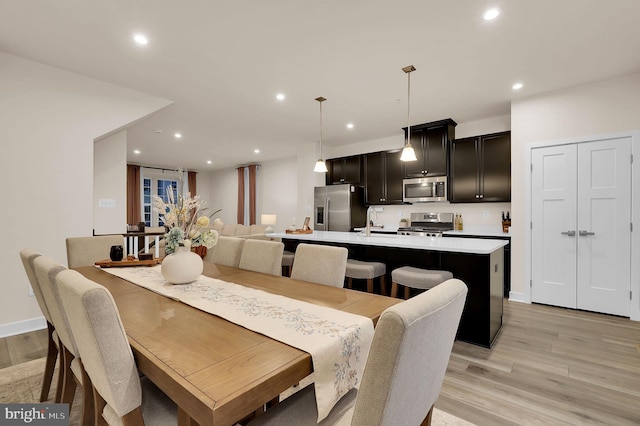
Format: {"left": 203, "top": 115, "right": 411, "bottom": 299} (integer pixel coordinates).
{"left": 403, "top": 176, "right": 448, "bottom": 203}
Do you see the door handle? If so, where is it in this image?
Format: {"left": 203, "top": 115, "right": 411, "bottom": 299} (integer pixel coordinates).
{"left": 579, "top": 230, "right": 595, "bottom": 236}
{"left": 560, "top": 231, "right": 576, "bottom": 236}
{"left": 325, "top": 199, "right": 329, "bottom": 230}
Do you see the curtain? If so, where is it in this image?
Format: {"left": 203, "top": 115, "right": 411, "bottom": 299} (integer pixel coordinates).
{"left": 187, "top": 171, "right": 197, "bottom": 196}
{"left": 248, "top": 164, "right": 257, "bottom": 225}
{"left": 126, "top": 164, "right": 141, "bottom": 225}
{"left": 237, "top": 167, "right": 245, "bottom": 224}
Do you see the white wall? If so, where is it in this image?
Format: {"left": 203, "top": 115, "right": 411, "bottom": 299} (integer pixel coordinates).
{"left": 207, "top": 167, "right": 239, "bottom": 226}
{"left": 94, "top": 131, "right": 127, "bottom": 234}
{"left": 368, "top": 202, "right": 511, "bottom": 231}
{"left": 456, "top": 115, "right": 510, "bottom": 139}
{"left": 0, "top": 52, "right": 171, "bottom": 336}
{"left": 205, "top": 156, "right": 302, "bottom": 232}
{"left": 259, "top": 156, "right": 298, "bottom": 232}
{"left": 510, "top": 72, "right": 640, "bottom": 304}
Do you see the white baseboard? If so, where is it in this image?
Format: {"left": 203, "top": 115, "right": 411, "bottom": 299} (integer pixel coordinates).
{"left": 508, "top": 292, "right": 529, "bottom": 303}
{"left": 0, "top": 317, "right": 46, "bottom": 338}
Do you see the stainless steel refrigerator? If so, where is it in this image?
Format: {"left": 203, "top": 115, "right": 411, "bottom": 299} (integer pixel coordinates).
{"left": 314, "top": 184, "right": 366, "bottom": 231}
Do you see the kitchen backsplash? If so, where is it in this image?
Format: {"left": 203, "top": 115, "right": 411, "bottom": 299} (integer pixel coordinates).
{"left": 368, "top": 202, "right": 511, "bottom": 230}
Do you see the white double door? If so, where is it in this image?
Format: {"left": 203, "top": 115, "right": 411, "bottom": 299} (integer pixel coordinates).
{"left": 531, "top": 138, "right": 631, "bottom": 316}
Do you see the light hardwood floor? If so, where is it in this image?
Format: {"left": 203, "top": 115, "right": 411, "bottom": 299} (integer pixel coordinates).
{"left": 2, "top": 300, "right": 639, "bottom": 425}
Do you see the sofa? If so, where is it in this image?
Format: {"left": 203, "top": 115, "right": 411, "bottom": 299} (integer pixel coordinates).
{"left": 212, "top": 222, "right": 270, "bottom": 240}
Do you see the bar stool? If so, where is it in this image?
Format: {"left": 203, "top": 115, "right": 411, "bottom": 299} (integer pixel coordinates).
{"left": 282, "top": 250, "right": 294, "bottom": 277}
{"left": 346, "top": 259, "right": 387, "bottom": 294}
{"left": 391, "top": 266, "right": 453, "bottom": 299}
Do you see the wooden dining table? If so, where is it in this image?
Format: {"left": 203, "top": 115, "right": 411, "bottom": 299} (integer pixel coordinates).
{"left": 75, "top": 262, "right": 401, "bottom": 426}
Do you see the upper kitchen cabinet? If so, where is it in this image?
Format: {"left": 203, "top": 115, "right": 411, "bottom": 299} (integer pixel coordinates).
{"left": 450, "top": 131, "right": 511, "bottom": 202}
{"left": 364, "top": 149, "right": 403, "bottom": 205}
{"left": 326, "top": 155, "right": 362, "bottom": 185}
{"left": 402, "top": 118, "right": 457, "bottom": 178}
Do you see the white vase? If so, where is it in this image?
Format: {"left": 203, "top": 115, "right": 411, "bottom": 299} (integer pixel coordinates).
{"left": 161, "top": 246, "right": 203, "bottom": 284}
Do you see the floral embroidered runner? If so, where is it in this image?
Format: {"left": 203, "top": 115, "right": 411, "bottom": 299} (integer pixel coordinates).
{"left": 102, "top": 265, "right": 374, "bottom": 422}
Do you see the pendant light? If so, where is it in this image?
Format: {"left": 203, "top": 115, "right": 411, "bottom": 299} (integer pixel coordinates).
{"left": 400, "top": 65, "right": 418, "bottom": 162}
{"left": 313, "top": 96, "right": 329, "bottom": 173}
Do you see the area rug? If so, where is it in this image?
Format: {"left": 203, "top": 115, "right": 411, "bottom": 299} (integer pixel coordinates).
{"left": 0, "top": 357, "right": 81, "bottom": 425}
{"left": 1, "top": 358, "right": 474, "bottom": 425}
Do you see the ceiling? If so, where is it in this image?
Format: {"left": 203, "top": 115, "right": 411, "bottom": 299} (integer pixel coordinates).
{"left": 2, "top": 0, "right": 640, "bottom": 171}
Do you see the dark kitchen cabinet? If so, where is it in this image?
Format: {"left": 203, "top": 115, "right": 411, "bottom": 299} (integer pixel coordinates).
{"left": 403, "top": 118, "right": 457, "bottom": 178}
{"left": 326, "top": 155, "right": 362, "bottom": 185}
{"left": 364, "top": 149, "right": 403, "bottom": 205}
{"left": 450, "top": 131, "right": 511, "bottom": 202}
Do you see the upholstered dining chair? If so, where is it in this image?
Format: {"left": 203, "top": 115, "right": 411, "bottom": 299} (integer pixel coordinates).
{"left": 290, "top": 243, "right": 348, "bottom": 287}
{"left": 56, "top": 269, "right": 177, "bottom": 425}
{"left": 19, "top": 249, "right": 58, "bottom": 402}
{"left": 204, "top": 236, "right": 246, "bottom": 267}
{"left": 33, "top": 255, "right": 94, "bottom": 425}
{"left": 248, "top": 279, "right": 468, "bottom": 426}
{"left": 238, "top": 239, "right": 284, "bottom": 276}
{"left": 66, "top": 235, "right": 125, "bottom": 268}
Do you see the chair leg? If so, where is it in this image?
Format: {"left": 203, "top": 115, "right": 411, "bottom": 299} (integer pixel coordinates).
{"left": 420, "top": 405, "right": 434, "bottom": 426}
{"left": 79, "top": 360, "right": 95, "bottom": 426}
{"left": 347, "top": 277, "right": 353, "bottom": 289}
{"left": 40, "top": 322, "right": 58, "bottom": 402}
{"left": 379, "top": 275, "right": 387, "bottom": 296}
{"left": 404, "top": 286, "right": 410, "bottom": 300}
{"left": 60, "top": 346, "right": 77, "bottom": 406}
{"left": 54, "top": 338, "right": 65, "bottom": 403}
{"left": 366, "top": 278, "right": 373, "bottom": 293}
{"left": 121, "top": 407, "right": 145, "bottom": 426}
{"left": 390, "top": 282, "right": 398, "bottom": 298}
{"left": 93, "top": 385, "right": 108, "bottom": 426}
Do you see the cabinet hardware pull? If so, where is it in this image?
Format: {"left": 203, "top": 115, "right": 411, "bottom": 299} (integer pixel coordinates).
{"left": 561, "top": 231, "right": 576, "bottom": 236}
{"left": 579, "top": 230, "right": 595, "bottom": 236}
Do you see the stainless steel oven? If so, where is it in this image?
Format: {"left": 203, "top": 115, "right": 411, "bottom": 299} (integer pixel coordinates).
{"left": 402, "top": 176, "right": 447, "bottom": 203}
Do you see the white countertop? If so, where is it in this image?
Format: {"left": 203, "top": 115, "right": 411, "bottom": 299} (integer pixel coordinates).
{"left": 353, "top": 226, "right": 398, "bottom": 234}
{"left": 444, "top": 225, "right": 511, "bottom": 238}
{"left": 273, "top": 231, "right": 507, "bottom": 254}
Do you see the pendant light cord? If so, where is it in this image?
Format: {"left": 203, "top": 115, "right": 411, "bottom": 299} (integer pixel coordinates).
{"left": 319, "top": 100, "right": 323, "bottom": 156}
{"left": 407, "top": 70, "right": 411, "bottom": 145}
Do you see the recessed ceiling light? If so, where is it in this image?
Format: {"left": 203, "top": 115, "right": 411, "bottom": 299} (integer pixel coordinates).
{"left": 133, "top": 34, "right": 149, "bottom": 45}
{"left": 133, "top": 149, "right": 141, "bottom": 154}
{"left": 206, "top": 160, "right": 212, "bottom": 165}
{"left": 254, "top": 149, "right": 260, "bottom": 154}
{"left": 483, "top": 8, "right": 500, "bottom": 21}
{"left": 276, "top": 93, "right": 285, "bottom": 101}
{"left": 346, "top": 123, "right": 354, "bottom": 129}
{"left": 174, "top": 133, "right": 182, "bottom": 139}
{"left": 512, "top": 82, "right": 524, "bottom": 90}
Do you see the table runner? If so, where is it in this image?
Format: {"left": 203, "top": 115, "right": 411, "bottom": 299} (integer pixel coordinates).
{"left": 102, "top": 265, "right": 374, "bottom": 422}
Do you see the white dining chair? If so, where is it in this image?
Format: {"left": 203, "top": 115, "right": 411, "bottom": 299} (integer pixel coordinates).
{"left": 204, "top": 236, "right": 245, "bottom": 267}
{"left": 19, "top": 249, "right": 58, "bottom": 402}
{"left": 33, "top": 255, "right": 94, "bottom": 424}
{"left": 290, "top": 244, "right": 348, "bottom": 287}
{"left": 238, "top": 239, "right": 284, "bottom": 276}
{"left": 65, "top": 235, "right": 125, "bottom": 268}
{"left": 248, "top": 279, "right": 468, "bottom": 426}
{"left": 56, "top": 269, "right": 177, "bottom": 425}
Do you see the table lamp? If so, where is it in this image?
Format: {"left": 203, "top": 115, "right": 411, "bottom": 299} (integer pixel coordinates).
{"left": 261, "top": 214, "right": 277, "bottom": 233}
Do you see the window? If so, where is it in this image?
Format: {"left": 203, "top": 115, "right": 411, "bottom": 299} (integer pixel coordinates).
{"left": 141, "top": 169, "right": 180, "bottom": 227}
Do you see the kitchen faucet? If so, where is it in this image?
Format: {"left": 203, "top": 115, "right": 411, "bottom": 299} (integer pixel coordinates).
{"left": 365, "top": 206, "right": 373, "bottom": 236}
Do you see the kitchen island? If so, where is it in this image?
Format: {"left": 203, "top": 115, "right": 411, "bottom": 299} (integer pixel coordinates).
{"left": 273, "top": 231, "right": 507, "bottom": 348}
